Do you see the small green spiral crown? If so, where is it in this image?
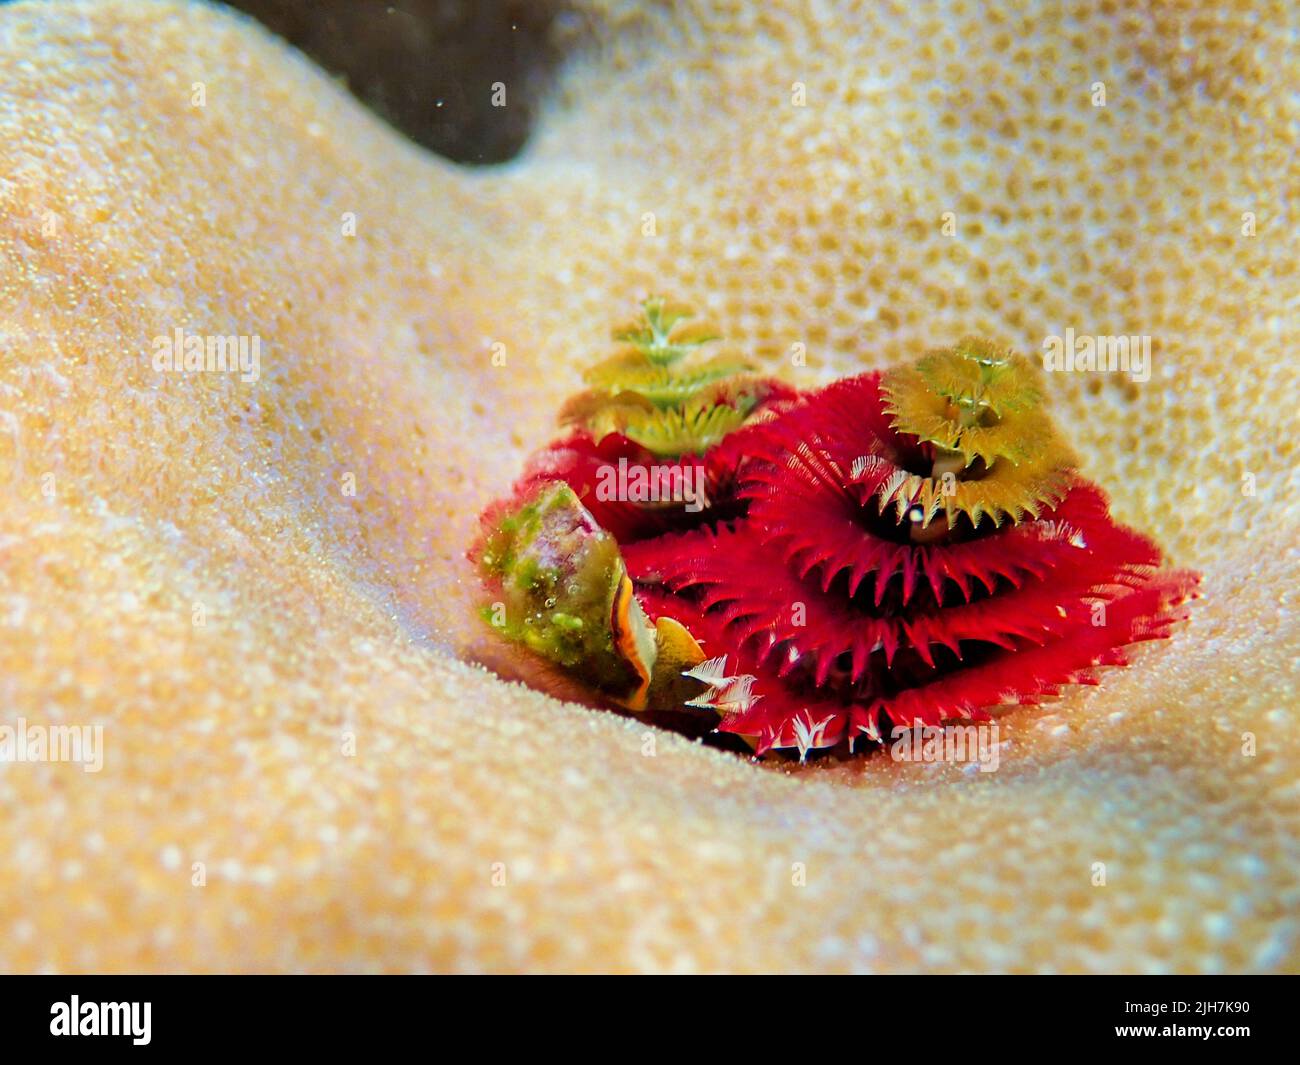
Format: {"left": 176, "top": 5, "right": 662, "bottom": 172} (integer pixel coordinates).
{"left": 558, "top": 297, "right": 774, "bottom": 457}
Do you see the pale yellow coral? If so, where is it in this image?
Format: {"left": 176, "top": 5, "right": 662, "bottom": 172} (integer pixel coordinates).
{"left": 0, "top": 0, "right": 1296, "bottom": 973}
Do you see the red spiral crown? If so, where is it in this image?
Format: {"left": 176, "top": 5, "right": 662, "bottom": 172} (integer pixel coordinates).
{"left": 473, "top": 307, "right": 1199, "bottom": 759}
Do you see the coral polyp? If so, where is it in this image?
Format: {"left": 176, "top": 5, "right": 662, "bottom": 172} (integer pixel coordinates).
{"left": 472, "top": 301, "right": 1200, "bottom": 760}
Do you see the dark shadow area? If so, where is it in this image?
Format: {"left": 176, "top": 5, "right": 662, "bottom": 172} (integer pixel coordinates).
{"left": 228, "top": 0, "right": 570, "bottom": 164}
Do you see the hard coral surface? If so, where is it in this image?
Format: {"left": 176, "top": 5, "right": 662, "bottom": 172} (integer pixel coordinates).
{"left": 0, "top": 0, "right": 1296, "bottom": 972}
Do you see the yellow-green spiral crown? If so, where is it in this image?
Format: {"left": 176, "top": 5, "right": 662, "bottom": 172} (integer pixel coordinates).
{"left": 880, "top": 337, "right": 1078, "bottom": 529}
{"left": 558, "top": 297, "right": 773, "bottom": 457}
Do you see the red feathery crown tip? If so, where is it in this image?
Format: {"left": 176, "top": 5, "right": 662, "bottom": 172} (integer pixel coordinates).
{"left": 472, "top": 306, "right": 1199, "bottom": 760}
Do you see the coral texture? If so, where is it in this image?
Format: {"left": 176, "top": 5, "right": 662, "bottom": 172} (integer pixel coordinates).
{"left": 0, "top": 0, "right": 1296, "bottom": 973}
